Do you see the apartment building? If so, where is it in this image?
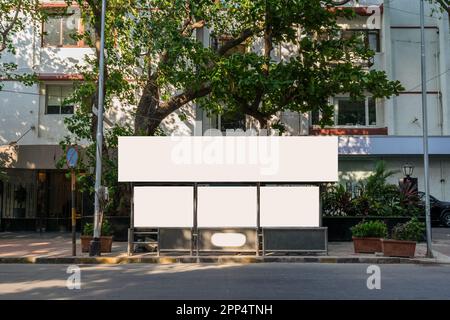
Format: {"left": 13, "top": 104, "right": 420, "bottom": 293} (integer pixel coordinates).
{"left": 333, "top": 0, "right": 450, "bottom": 203}
{"left": 0, "top": 1, "right": 95, "bottom": 230}
{"left": 0, "top": 0, "right": 449, "bottom": 231}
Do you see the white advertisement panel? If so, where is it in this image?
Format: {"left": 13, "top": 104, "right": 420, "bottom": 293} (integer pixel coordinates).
{"left": 197, "top": 187, "right": 257, "bottom": 228}
{"left": 260, "top": 186, "right": 320, "bottom": 227}
{"left": 133, "top": 186, "right": 193, "bottom": 228}
{"left": 118, "top": 136, "right": 338, "bottom": 182}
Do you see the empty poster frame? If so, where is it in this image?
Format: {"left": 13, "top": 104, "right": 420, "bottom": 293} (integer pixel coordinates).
{"left": 259, "top": 186, "right": 320, "bottom": 227}
{"left": 197, "top": 186, "right": 257, "bottom": 228}
{"left": 133, "top": 186, "right": 194, "bottom": 228}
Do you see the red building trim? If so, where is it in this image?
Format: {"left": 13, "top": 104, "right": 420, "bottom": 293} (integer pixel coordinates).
{"left": 329, "top": 5, "right": 383, "bottom": 16}
{"left": 38, "top": 73, "right": 84, "bottom": 81}
{"left": 310, "top": 127, "right": 388, "bottom": 136}
{"left": 40, "top": 2, "right": 76, "bottom": 9}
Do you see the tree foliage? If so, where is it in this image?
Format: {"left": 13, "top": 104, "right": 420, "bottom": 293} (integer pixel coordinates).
{"left": 0, "top": 0, "right": 41, "bottom": 90}
{"left": 64, "top": 0, "right": 405, "bottom": 138}
{"left": 59, "top": 0, "right": 410, "bottom": 214}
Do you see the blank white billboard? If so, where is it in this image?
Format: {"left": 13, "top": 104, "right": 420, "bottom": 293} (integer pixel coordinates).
{"left": 133, "top": 187, "right": 193, "bottom": 228}
{"left": 197, "top": 187, "right": 257, "bottom": 228}
{"left": 260, "top": 186, "right": 320, "bottom": 227}
{"left": 118, "top": 136, "right": 338, "bottom": 182}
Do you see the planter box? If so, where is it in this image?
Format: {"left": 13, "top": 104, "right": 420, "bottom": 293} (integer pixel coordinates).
{"left": 352, "top": 237, "right": 382, "bottom": 253}
{"left": 323, "top": 217, "right": 426, "bottom": 242}
{"left": 80, "top": 236, "right": 113, "bottom": 253}
{"left": 381, "top": 239, "right": 416, "bottom": 258}
{"left": 80, "top": 217, "right": 130, "bottom": 241}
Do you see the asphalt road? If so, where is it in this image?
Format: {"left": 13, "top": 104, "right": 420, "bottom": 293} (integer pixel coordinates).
{"left": 1, "top": 263, "right": 450, "bottom": 300}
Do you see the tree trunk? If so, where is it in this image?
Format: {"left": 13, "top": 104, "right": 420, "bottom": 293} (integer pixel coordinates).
{"left": 134, "top": 81, "right": 162, "bottom": 136}
{"left": 256, "top": 117, "right": 271, "bottom": 134}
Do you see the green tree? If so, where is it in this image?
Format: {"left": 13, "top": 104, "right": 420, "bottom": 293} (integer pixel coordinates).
{"left": 65, "top": 0, "right": 405, "bottom": 137}
{"left": 59, "top": 0, "right": 446, "bottom": 214}
{"left": 0, "top": 0, "right": 41, "bottom": 90}
{"left": 124, "top": 0, "right": 404, "bottom": 132}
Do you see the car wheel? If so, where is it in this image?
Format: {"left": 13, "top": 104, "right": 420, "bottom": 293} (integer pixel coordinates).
{"left": 441, "top": 211, "right": 450, "bottom": 227}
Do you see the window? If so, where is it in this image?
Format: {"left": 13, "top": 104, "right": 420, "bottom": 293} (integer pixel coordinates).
{"left": 341, "top": 29, "right": 380, "bottom": 53}
{"left": 367, "top": 30, "right": 380, "bottom": 53}
{"left": 45, "top": 85, "right": 74, "bottom": 114}
{"left": 335, "top": 97, "right": 376, "bottom": 126}
{"left": 42, "top": 8, "right": 82, "bottom": 47}
{"left": 219, "top": 110, "right": 246, "bottom": 132}
{"left": 311, "top": 96, "right": 376, "bottom": 127}
{"left": 202, "top": 109, "right": 247, "bottom": 134}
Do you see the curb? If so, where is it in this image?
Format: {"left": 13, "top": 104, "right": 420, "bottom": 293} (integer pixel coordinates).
{"left": 0, "top": 255, "right": 448, "bottom": 265}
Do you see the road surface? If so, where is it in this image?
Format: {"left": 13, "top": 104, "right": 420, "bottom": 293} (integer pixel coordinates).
{"left": 1, "top": 263, "right": 450, "bottom": 300}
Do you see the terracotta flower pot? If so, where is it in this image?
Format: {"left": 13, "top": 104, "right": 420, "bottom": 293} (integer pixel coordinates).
{"left": 381, "top": 239, "right": 416, "bottom": 258}
{"left": 80, "top": 236, "right": 113, "bottom": 253}
{"left": 352, "top": 237, "right": 382, "bottom": 253}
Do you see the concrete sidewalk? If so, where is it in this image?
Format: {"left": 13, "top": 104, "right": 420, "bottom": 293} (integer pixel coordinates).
{"left": 1, "top": 230, "right": 450, "bottom": 264}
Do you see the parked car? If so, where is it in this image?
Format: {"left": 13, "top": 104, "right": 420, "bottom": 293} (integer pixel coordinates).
{"left": 418, "top": 192, "right": 450, "bottom": 227}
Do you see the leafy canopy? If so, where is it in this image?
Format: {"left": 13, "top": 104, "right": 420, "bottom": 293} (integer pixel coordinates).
{"left": 64, "top": 0, "right": 404, "bottom": 135}
{"left": 0, "top": 0, "right": 41, "bottom": 90}
{"left": 59, "top": 0, "right": 409, "bottom": 214}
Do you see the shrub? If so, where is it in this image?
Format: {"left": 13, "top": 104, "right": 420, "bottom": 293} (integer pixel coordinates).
{"left": 82, "top": 219, "right": 112, "bottom": 236}
{"left": 322, "top": 184, "right": 354, "bottom": 216}
{"left": 351, "top": 220, "right": 388, "bottom": 238}
{"left": 391, "top": 218, "right": 425, "bottom": 242}
{"left": 398, "top": 181, "right": 422, "bottom": 217}
{"left": 322, "top": 160, "right": 422, "bottom": 217}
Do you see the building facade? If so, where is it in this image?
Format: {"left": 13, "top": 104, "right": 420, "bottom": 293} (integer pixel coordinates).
{"left": 0, "top": 0, "right": 449, "bottom": 231}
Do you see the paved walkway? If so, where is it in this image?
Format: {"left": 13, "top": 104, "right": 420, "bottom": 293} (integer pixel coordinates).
{"left": 0, "top": 232, "right": 123, "bottom": 258}
{"left": 1, "top": 229, "right": 450, "bottom": 263}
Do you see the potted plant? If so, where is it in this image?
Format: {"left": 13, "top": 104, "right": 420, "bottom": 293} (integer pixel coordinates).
{"left": 351, "top": 220, "right": 387, "bottom": 253}
{"left": 81, "top": 219, "right": 113, "bottom": 253}
{"left": 382, "top": 218, "right": 425, "bottom": 258}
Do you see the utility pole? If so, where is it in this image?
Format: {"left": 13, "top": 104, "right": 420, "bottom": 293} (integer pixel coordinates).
{"left": 66, "top": 146, "right": 79, "bottom": 256}
{"left": 420, "top": 0, "right": 433, "bottom": 258}
{"left": 71, "top": 169, "right": 77, "bottom": 256}
{"left": 89, "top": 0, "right": 107, "bottom": 256}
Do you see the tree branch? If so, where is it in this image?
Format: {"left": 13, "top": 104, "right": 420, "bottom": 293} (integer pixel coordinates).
{"left": 218, "top": 27, "right": 262, "bottom": 56}
{"left": 434, "top": 0, "right": 449, "bottom": 12}
{"left": 263, "top": 2, "right": 273, "bottom": 76}
{"left": 158, "top": 83, "right": 212, "bottom": 115}
{"left": 0, "top": 0, "right": 23, "bottom": 53}
{"left": 182, "top": 20, "right": 205, "bottom": 37}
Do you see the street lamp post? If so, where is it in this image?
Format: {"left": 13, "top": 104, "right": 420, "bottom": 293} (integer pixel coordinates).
{"left": 402, "top": 163, "right": 414, "bottom": 178}
{"left": 419, "top": 0, "right": 433, "bottom": 258}
{"left": 401, "top": 163, "right": 418, "bottom": 195}
{"left": 89, "top": 0, "right": 107, "bottom": 257}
